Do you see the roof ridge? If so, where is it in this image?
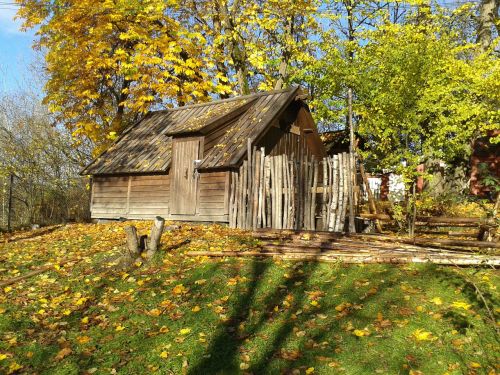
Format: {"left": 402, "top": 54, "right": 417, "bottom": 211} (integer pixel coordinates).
{"left": 157, "top": 86, "right": 298, "bottom": 113}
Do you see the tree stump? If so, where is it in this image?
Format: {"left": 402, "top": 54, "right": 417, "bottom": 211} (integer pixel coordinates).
{"left": 145, "top": 216, "right": 165, "bottom": 258}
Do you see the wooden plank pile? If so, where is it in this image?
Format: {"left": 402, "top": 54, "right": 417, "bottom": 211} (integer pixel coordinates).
{"left": 187, "top": 229, "right": 500, "bottom": 266}
{"left": 229, "top": 140, "right": 353, "bottom": 231}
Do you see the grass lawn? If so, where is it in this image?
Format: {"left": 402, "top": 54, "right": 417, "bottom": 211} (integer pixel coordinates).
{"left": 0, "top": 222, "right": 498, "bottom": 374}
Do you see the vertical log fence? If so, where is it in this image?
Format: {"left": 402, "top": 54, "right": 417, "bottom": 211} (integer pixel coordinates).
{"left": 229, "top": 143, "right": 354, "bottom": 231}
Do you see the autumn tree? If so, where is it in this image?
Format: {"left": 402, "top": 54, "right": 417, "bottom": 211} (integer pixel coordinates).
{"left": 16, "top": 0, "right": 232, "bottom": 153}
{"left": 178, "top": 0, "right": 319, "bottom": 95}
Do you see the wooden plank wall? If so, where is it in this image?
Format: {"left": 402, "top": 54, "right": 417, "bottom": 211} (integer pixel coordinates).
{"left": 91, "top": 176, "right": 129, "bottom": 218}
{"left": 91, "top": 172, "right": 229, "bottom": 221}
{"left": 197, "top": 171, "right": 229, "bottom": 217}
{"left": 269, "top": 131, "right": 311, "bottom": 160}
{"left": 128, "top": 175, "right": 170, "bottom": 219}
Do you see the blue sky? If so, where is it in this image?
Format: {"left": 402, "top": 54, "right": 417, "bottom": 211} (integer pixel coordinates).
{"left": 0, "top": 7, "right": 37, "bottom": 93}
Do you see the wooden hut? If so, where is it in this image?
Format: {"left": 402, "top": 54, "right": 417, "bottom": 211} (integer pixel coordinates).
{"left": 82, "top": 87, "right": 326, "bottom": 222}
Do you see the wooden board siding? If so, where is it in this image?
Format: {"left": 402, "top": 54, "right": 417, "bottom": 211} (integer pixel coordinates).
{"left": 197, "top": 171, "right": 230, "bottom": 217}
{"left": 128, "top": 175, "right": 170, "bottom": 219}
{"left": 261, "top": 106, "right": 326, "bottom": 161}
{"left": 91, "top": 176, "right": 129, "bottom": 217}
{"left": 91, "top": 172, "right": 229, "bottom": 222}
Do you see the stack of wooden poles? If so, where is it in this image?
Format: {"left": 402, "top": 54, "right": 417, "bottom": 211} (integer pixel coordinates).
{"left": 229, "top": 140, "right": 353, "bottom": 231}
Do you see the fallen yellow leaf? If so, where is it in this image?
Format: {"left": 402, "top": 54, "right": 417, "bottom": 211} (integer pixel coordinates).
{"left": 306, "top": 367, "right": 315, "bottom": 374}
{"left": 160, "top": 351, "right": 169, "bottom": 359}
{"left": 192, "top": 306, "right": 201, "bottom": 312}
{"left": 451, "top": 301, "right": 471, "bottom": 310}
{"left": 353, "top": 329, "right": 367, "bottom": 337}
{"left": 180, "top": 328, "right": 191, "bottom": 335}
{"left": 431, "top": 297, "right": 443, "bottom": 305}
{"left": 76, "top": 336, "right": 91, "bottom": 344}
{"left": 412, "top": 329, "right": 432, "bottom": 341}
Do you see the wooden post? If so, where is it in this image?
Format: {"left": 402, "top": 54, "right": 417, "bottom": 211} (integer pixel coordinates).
{"left": 336, "top": 153, "right": 344, "bottom": 232}
{"left": 246, "top": 141, "right": 253, "bottom": 229}
{"left": 341, "top": 153, "right": 349, "bottom": 232}
{"left": 359, "top": 162, "right": 382, "bottom": 233}
{"left": 253, "top": 149, "right": 261, "bottom": 230}
{"left": 125, "top": 225, "right": 141, "bottom": 258}
{"left": 7, "top": 173, "right": 13, "bottom": 232}
{"left": 311, "top": 158, "right": 318, "bottom": 231}
{"left": 146, "top": 216, "right": 165, "bottom": 258}
{"left": 257, "top": 148, "right": 265, "bottom": 228}
{"left": 265, "top": 156, "right": 271, "bottom": 228}
{"left": 276, "top": 155, "right": 283, "bottom": 229}
{"left": 347, "top": 150, "right": 356, "bottom": 233}
{"left": 289, "top": 155, "right": 295, "bottom": 229}
{"left": 321, "top": 159, "right": 327, "bottom": 230}
{"left": 283, "top": 155, "right": 288, "bottom": 229}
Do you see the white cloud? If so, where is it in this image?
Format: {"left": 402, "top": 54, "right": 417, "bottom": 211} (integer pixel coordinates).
{"left": 0, "top": 8, "right": 25, "bottom": 35}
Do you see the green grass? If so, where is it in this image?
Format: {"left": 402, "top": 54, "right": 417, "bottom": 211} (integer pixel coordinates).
{"left": 0, "top": 223, "right": 498, "bottom": 374}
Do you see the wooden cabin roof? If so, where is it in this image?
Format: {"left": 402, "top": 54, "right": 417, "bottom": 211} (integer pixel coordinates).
{"left": 82, "top": 87, "right": 301, "bottom": 175}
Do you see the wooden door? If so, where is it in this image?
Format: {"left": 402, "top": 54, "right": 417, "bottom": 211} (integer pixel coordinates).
{"left": 171, "top": 138, "right": 201, "bottom": 215}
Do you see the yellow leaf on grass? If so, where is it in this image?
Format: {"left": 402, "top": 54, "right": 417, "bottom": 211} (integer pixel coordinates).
{"left": 76, "top": 336, "right": 91, "bottom": 344}
{"left": 159, "top": 326, "right": 169, "bottom": 333}
{"left": 149, "top": 308, "right": 161, "bottom": 316}
{"left": 192, "top": 306, "right": 201, "bottom": 312}
{"left": 115, "top": 325, "right": 125, "bottom": 332}
{"left": 310, "top": 301, "right": 319, "bottom": 307}
{"left": 8, "top": 362, "right": 23, "bottom": 373}
{"left": 81, "top": 316, "right": 89, "bottom": 324}
{"left": 335, "top": 302, "right": 352, "bottom": 312}
{"left": 431, "top": 297, "right": 443, "bottom": 305}
{"left": 0, "top": 354, "right": 7, "bottom": 361}
{"left": 240, "top": 362, "right": 250, "bottom": 370}
{"left": 353, "top": 329, "right": 368, "bottom": 337}
{"left": 172, "top": 284, "right": 187, "bottom": 295}
{"left": 194, "top": 279, "right": 206, "bottom": 285}
{"left": 160, "top": 351, "right": 169, "bottom": 359}
{"left": 452, "top": 301, "right": 471, "bottom": 310}
{"left": 306, "top": 367, "right": 315, "bottom": 374}
{"left": 412, "top": 329, "right": 432, "bottom": 341}
{"left": 180, "top": 328, "right": 191, "bottom": 335}
{"left": 469, "top": 362, "right": 481, "bottom": 368}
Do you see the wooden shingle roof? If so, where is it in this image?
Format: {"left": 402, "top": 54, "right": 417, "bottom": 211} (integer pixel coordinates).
{"left": 82, "top": 87, "right": 300, "bottom": 175}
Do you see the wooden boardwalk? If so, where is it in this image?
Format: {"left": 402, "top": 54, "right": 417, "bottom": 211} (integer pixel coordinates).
{"left": 187, "top": 229, "right": 500, "bottom": 266}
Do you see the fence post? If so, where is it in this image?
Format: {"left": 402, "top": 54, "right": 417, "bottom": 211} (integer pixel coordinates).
{"left": 7, "top": 173, "right": 13, "bottom": 232}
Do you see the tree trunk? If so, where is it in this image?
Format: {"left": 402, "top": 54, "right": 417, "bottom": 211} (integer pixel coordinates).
{"left": 477, "top": 0, "right": 499, "bottom": 52}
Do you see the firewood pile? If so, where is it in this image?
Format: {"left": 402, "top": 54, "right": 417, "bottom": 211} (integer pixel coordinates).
{"left": 187, "top": 229, "right": 500, "bottom": 266}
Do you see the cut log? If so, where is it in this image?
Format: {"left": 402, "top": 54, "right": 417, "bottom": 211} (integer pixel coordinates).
{"left": 145, "top": 216, "right": 165, "bottom": 258}
{"left": 184, "top": 250, "right": 500, "bottom": 266}
{"left": 125, "top": 226, "right": 141, "bottom": 258}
